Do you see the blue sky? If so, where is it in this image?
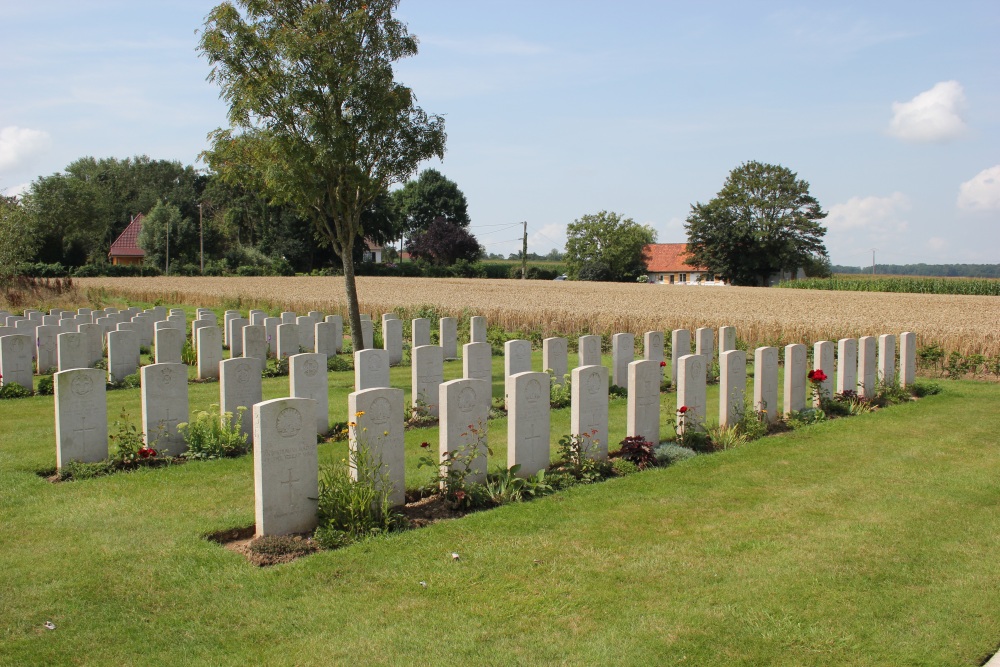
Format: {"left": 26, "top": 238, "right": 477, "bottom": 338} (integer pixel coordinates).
{"left": 2, "top": 1, "right": 998, "bottom": 266}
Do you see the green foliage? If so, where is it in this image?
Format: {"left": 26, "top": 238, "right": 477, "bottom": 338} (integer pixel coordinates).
{"left": 327, "top": 355, "right": 353, "bottom": 372}
{"left": 0, "top": 382, "right": 32, "bottom": 399}
{"left": 0, "top": 195, "right": 38, "bottom": 281}
{"left": 547, "top": 371, "right": 572, "bottom": 409}
{"left": 653, "top": 443, "right": 698, "bottom": 466}
{"left": 611, "top": 458, "right": 639, "bottom": 476}
{"left": 685, "top": 161, "right": 828, "bottom": 286}
{"left": 911, "top": 381, "right": 942, "bottom": 397}
{"left": 138, "top": 201, "right": 197, "bottom": 272}
{"left": 776, "top": 275, "right": 1000, "bottom": 296}
{"left": 564, "top": 211, "right": 657, "bottom": 282}
{"left": 549, "top": 433, "right": 614, "bottom": 484}
{"left": 35, "top": 375, "right": 54, "bottom": 396}
{"left": 392, "top": 168, "right": 470, "bottom": 234}
{"left": 177, "top": 407, "right": 250, "bottom": 460}
{"left": 786, "top": 408, "right": 827, "bottom": 429}
{"left": 181, "top": 340, "right": 197, "bottom": 366}
{"left": 315, "top": 444, "right": 407, "bottom": 549}
{"left": 262, "top": 356, "right": 289, "bottom": 378}
{"left": 615, "top": 435, "right": 657, "bottom": 469}
{"left": 57, "top": 459, "right": 116, "bottom": 481}
{"left": 108, "top": 408, "right": 159, "bottom": 465}
{"left": 200, "top": 0, "right": 447, "bottom": 352}
{"left": 483, "top": 466, "right": 528, "bottom": 505}
{"left": 108, "top": 373, "right": 140, "bottom": 390}
{"left": 706, "top": 424, "right": 750, "bottom": 451}
{"left": 416, "top": 422, "right": 491, "bottom": 509}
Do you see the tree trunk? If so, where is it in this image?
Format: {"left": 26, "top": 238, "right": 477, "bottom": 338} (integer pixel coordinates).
{"left": 343, "top": 250, "right": 365, "bottom": 352}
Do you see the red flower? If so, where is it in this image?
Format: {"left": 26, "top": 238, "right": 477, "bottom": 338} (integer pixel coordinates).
{"left": 678, "top": 405, "right": 688, "bottom": 414}
{"left": 420, "top": 441, "right": 430, "bottom": 449}
{"left": 138, "top": 446, "right": 156, "bottom": 459}
{"left": 454, "top": 490, "right": 466, "bottom": 502}
{"left": 810, "top": 369, "right": 828, "bottom": 382}
{"left": 807, "top": 370, "right": 815, "bottom": 380}
{"left": 659, "top": 361, "right": 666, "bottom": 367}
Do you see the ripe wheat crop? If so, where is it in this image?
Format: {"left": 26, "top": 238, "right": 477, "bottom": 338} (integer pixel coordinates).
{"left": 76, "top": 276, "right": 1000, "bottom": 356}
{"left": 779, "top": 275, "right": 1000, "bottom": 296}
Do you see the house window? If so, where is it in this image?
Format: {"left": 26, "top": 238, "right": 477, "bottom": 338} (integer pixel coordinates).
{"left": 669, "top": 275, "right": 675, "bottom": 284}
{"left": 679, "top": 273, "right": 687, "bottom": 283}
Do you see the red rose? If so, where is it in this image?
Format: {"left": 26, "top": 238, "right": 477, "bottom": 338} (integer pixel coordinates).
{"left": 659, "top": 361, "right": 666, "bottom": 367}
{"left": 420, "top": 441, "right": 430, "bottom": 449}
{"left": 807, "top": 370, "right": 815, "bottom": 380}
{"left": 678, "top": 405, "right": 688, "bottom": 414}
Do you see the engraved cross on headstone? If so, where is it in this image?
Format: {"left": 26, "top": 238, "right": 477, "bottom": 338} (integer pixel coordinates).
{"left": 73, "top": 415, "right": 98, "bottom": 448}
{"left": 281, "top": 467, "right": 301, "bottom": 509}
{"left": 524, "top": 422, "right": 543, "bottom": 450}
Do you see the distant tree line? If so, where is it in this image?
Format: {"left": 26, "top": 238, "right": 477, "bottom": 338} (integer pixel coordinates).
{"left": 832, "top": 264, "right": 1000, "bottom": 278}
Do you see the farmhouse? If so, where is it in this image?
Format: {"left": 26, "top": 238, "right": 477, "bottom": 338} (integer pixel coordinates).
{"left": 643, "top": 243, "right": 725, "bottom": 285}
{"left": 108, "top": 213, "right": 145, "bottom": 266}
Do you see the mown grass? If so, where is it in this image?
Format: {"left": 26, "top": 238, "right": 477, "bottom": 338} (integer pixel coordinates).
{"left": 1, "top": 303, "right": 998, "bottom": 665}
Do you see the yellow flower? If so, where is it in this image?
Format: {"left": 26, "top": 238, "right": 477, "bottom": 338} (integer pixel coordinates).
{"left": 383, "top": 430, "right": 389, "bottom": 436}
{"left": 355, "top": 410, "right": 366, "bottom": 417}
{"left": 348, "top": 421, "right": 356, "bottom": 428}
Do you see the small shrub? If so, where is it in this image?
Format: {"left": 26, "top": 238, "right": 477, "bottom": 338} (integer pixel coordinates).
{"left": 0, "top": 382, "right": 32, "bottom": 399}
{"left": 109, "top": 408, "right": 159, "bottom": 465}
{"left": 181, "top": 340, "right": 197, "bottom": 366}
{"left": 417, "top": 421, "right": 491, "bottom": 509}
{"left": 611, "top": 458, "right": 639, "bottom": 476}
{"left": 327, "top": 355, "right": 352, "bottom": 372}
{"left": 654, "top": 443, "right": 697, "bottom": 466}
{"left": 58, "top": 459, "right": 115, "bottom": 481}
{"left": 484, "top": 465, "right": 527, "bottom": 505}
{"left": 35, "top": 375, "right": 54, "bottom": 396}
{"left": 911, "top": 381, "right": 942, "bottom": 397}
{"left": 549, "top": 432, "right": 614, "bottom": 484}
{"left": 262, "top": 356, "right": 289, "bottom": 378}
{"left": 786, "top": 408, "right": 827, "bottom": 429}
{"left": 178, "top": 407, "right": 250, "bottom": 459}
{"left": 547, "top": 370, "right": 571, "bottom": 409}
{"left": 706, "top": 424, "right": 749, "bottom": 450}
{"left": 615, "top": 435, "right": 656, "bottom": 469}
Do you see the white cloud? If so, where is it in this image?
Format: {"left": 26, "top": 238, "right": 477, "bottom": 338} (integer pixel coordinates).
{"left": 1, "top": 182, "right": 31, "bottom": 199}
{"left": 926, "top": 237, "right": 948, "bottom": 251}
{"left": 825, "top": 192, "right": 910, "bottom": 231}
{"left": 0, "top": 126, "right": 51, "bottom": 171}
{"left": 528, "top": 223, "right": 568, "bottom": 252}
{"left": 888, "top": 81, "right": 967, "bottom": 143}
{"left": 957, "top": 165, "right": 1000, "bottom": 211}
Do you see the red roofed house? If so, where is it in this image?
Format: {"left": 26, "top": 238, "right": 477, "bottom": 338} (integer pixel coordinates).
{"left": 643, "top": 243, "right": 726, "bottom": 285}
{"left": 108, "top": 213, "right": 145, "bottom": 266}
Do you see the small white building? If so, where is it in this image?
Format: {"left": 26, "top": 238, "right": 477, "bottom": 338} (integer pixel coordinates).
{"left": 643, "top": 243, "right": 726, "bottom": 285}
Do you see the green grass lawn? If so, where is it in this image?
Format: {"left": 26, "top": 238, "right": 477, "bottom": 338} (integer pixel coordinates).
{"left": 1, "top": 304, "right": 999, "bottom": 665}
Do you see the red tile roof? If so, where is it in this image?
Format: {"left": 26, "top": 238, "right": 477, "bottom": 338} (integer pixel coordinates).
{"left": 109, "top": 214, "right": 145, "bottom": 258}
{"left": 643, "top": 243, "right": 707, "bottom": 272}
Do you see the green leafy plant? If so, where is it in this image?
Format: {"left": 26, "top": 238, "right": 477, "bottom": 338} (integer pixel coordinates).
{"left": 327, "top": 355, "right": 352, "bottom": 372}
{"left": 611, "top": 458, "right": 639, "bottom": 476}
{"left": 653, "top": 443, "right": 697, "bottom": 466}
{"left": 549, "top": 432, "right": 613, "bottom": 484}
{"left": 705, "top": 424, "right": 749, "bottom": 450}
{"left": 547, "top": 370, "right": 572, "bottom": 409}
{"left": 35, "top": 375, "right": 54, "bottom": 396}
{"left": 0, "top": 381, "right": 32, "bottom": 399}
{"left": 417, "top": 421, "right": 491, "bottom": 509}
{"left": 614, "top": 435, "right": 656, "bottom": 469}
{"left": 405, "top": 394, "right": 437, "bottom": 428}
{"left": 484, "top": 465, "right": 527, "bottom": 505}
{"left": 262, "top": 355, "right": 289, "bottom": 378}
{"left": 181, "top": 340, "right": 197, "bottom": 365}
{"left": 910, "top": 381, "right": 942, "bottom": 397}
{"left": 109, "top": 408, "right": 159, "bottom": 465}
{"left": 177, "top": 406, "right": 250, "bottom": 459}
{"left": 786, "top": 407, "right": 827, "bottom": 429}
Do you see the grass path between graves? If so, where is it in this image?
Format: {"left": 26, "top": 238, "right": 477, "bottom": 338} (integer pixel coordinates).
{"left": 2, "top": 370, "right": 999, "bottom": 664}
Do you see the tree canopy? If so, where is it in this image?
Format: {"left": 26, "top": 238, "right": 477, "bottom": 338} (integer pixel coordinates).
{"left": 200, "top": 0, "right": 446, "bottom": 349}
{"left": 563, "top": 211, "right": 656, "bottom": 282}
{"left": 685, "top": 161, "right": 828, "bottom": 286}
{"left": 405, "top": 219, "right": 481, "bottom": 265}
{"left": 392, "top": 168, "right": 469, "bottom": 234}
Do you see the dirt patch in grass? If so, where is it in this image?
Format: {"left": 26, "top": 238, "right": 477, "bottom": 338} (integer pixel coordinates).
{"left": 207, "top": 525, "right": 320, "bottom": 567}
{"left": 398, "top": 494, "right": 474, "bottom": 528}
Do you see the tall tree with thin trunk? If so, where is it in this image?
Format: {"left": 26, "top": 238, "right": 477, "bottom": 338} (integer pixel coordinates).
{"left": 199, "top": 0, "right": 446, "bottom": 350}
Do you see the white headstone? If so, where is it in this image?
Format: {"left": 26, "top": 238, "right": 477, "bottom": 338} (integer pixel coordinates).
{"left": 354, "top": 348, "right": 390, "bottom": 390}
{"left": 411, "top": 318, "right": 430, "bottom": 348}
{"left": 360, "top": 319, "right": 374, "bottom": 350}
{"left": 36, "top": 325, "right": 59, "bottom": 374}
{"left": 878, "top": 334, "right": 896, "bottom": 385}
{"left": 348, "top": 387, "right": 405, "bottom": 507}
{"left": 611, "top": 333, "right": 634, "bottom": 388}
{"left": 439, "top": 317, "right": 458, "bottom": 359}
{"left": 719, "top": 350, "right": 746, "bottom": 428}
{"left": 439, "top": 378, "right": 491, "bottom": 484}
{"left": 899, "top": 332, "right": 916, "bottom": 388}
{"left": 677, "top": 354, "right": 707, "bottom": 434}
{"left": 280, "top": 311, "right": 296, "bottom": 325}
{"left": 858, "top": 336, "right": 877, "bottom": 399}
{"left": 167, "top": 314, "right": 186, "bottom": 331}
{"left": 58, "top": 332, "right": 90, "bottom": 372}
{"left": 719, "top": 326, "right": 736, "bottom": 355}
{"left": 308, "top": 310, "right": 323, "bottom": 323}
{"left": 249, "top": 310, "right": 267, "bottom": 327}
{"left": 383, "top": 318, "right": 403, "bottom": 366}
{"left": 463, "top": 342, "right": 492, "bottom": 384}
{"left": 223, "top": 310, "right": 240, "bottom": 346}
{"left": 263, "top": 317, "right": 281, "bottom": 357}
{"left": 243, "top": 325, "right": 268, "bottom": 362}
{"left": 227, "top": 318, "right": 249, "bottom": 358}
{"left": 411, "top": 345, "right": 444, "bottom": 417}
{"left": 626, "top": 359, "right": 660, "bottom": 446}
{"left": 542, "top": 337, "right": 568, "bottom": 385}
{"left": 154, "top": 327, "right": 183, "bottom": 365}
{"left": 783, "top": 343, "right": 807, "bottom": 416}
{"left": 192, "top": 319, "right": 212, "bottom": 346}
{"left": 107, "top": 330, "right": 139, "bottom": 383}
{"left": 578, "top": 335, "right": 602, "bottom": 368}
{"left": 290, "top": 353, "right": 329, "bottom": 434}
{"left": 643, "top": 330, "right": 665, "bottom": 384}
{"left": 131, "top": 314, "right": 154, "bottom": 348}
{"left": 220, "top": 356, "right": 263, "bottom": 442}
{"left": 315, "top": 321, "right": 337, "bottom": 357}
{"left": 324, "top": 315, "right": 343, "bottom": 353}
{"left": 504, "top": 339, "right": 532, "bottom": 403}
{"left": 77, "top": 323, "right": 103, "bottom": 366}
{"left": 55, "top": 368, "right": 108, "bottom": 467}
{"left": 813, "top": 341, "right": 834, "bottom": 406}
{"left": 753, "top": 347, "right": 778, "bottom": 423}
{"left": 0, "top": 334, "right": 33, "bottom": 390}
{"left": 276, "top": 323, "right": 299, "bottom": 360}
{"left": 695, "top": 327, "right": 713, "bottom": 369}
{"left": 196, "top": 326, "right": 222, "bottom": 381}
{"left": 837, "top": 338, "right": 858, "bottom": 396}
{"left": 140, "top": 362, "right": 189, "bottom": 457}
{"left": 469, "top": 316, "right": 487, "bottom": 344}
{"left": 507, "top": 371, "right": 550, "bottom": 478}
{"left": 253, "top": 397, "right": 319, "bottom": 537}
{"left": 296, "top": 316, "right": 315, "bottom": 352}
{"left": 15, "top": 318, "right": 39, "bottom": 362}
{"left": 571, "top": 365, "right": 610, "bottom": 459}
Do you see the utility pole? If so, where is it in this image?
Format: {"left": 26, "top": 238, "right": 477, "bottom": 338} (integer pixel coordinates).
{"left": 521, "top": 221, "right": 528, "bottom": 280}
{"left": 198, "top": 203, "right": 204, "bottom": 274}
{"left": 165, "top": 219, "right": 170, "bottom": 276}
{"left": 871, "top": 248, "right": 877, "bottom": 276}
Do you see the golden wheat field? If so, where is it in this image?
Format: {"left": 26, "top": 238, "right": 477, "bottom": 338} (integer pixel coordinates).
{"left": 73, "top": 276, "right": 1000, "bottom": 356}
